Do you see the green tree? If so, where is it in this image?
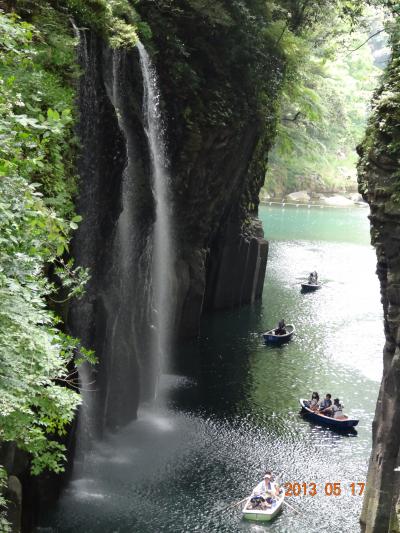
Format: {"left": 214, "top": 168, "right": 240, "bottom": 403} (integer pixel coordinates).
{"left": 0, "top": 9, "right": 94, "bottom": 529}
{"left": 262, "top": 2, "right": 388, "bottom": 197}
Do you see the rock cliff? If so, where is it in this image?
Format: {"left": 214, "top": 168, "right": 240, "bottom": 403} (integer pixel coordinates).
{"left": 358, "top": 19, "right": 400, "bottom": 533}
{"left": 135, "top": 0, "right": 281, "bottom": 331}
{"left": 69, "top": 0, "right": 283, "bottom": 428}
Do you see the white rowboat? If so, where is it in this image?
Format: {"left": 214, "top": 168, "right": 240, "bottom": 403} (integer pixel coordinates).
{"left": 242, "top": 484, "right": 284, "bottom": 522}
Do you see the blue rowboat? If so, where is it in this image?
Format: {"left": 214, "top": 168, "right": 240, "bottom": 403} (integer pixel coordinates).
{"left": 299, "top": 399, "right": 359, "bottom": 429}
{"left": 301, "top": 282, "right": 321, "bottom": 292}
{"left": 263, "top": 324, "right": 295, "bottom": 344}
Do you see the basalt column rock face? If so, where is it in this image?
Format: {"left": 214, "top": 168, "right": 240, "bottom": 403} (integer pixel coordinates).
{"left": 136, "top": 0, "right": 282, "bottom": 335}
{"left": 205, "top": 215, "right": 268, "bottom": 311}
{"left": 70, "top": 1, "right": 284, "bottom": 427}
{"left": 358, "top": 31, "right": 400, "bottom": 533}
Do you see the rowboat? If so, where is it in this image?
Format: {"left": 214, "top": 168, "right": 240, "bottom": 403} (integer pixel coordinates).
{"left": 242, "top": 484, "right": 284, "bottom": 522}
{"left": 299, "top": 399, "right": 359, "bottom": 429}
{"left": 263, "top": 324, "right": 295, "bottom": 344}
{"left": 301, "top": 282, "right": 321, "bottom": 292}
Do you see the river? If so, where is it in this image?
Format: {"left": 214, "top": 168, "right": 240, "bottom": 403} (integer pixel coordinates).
{"left": 38, "top": 205, "right": 383, "bottom": 533}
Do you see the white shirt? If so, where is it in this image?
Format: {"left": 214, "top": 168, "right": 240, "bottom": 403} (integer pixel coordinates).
{"left": 253, "top": 479, "right": 276, "bottom": 496}
{"left": 333, "top": 403, "right": 344, "bottom": 418}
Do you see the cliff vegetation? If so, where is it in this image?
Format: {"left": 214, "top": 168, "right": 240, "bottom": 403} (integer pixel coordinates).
{"left": 0, "top": 0, "right": 398, "bottom": 531}
{"left": 0, "top": 6, "right": 92, "bottom": 529}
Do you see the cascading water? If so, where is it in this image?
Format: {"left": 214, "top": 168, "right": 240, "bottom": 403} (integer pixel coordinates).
{"left": 137, "top": 42, "right": 175, "bottom": 381}
{"left": 69, "top": 31, "right": 175, "bottom": 459}
{"left": 100, "top": 50, "right": 141, "bottom": 428}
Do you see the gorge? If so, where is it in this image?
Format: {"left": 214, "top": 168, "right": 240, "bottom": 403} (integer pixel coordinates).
{"left": 0, "top": 1, "right": 399, "bottom": 532}
{"left": 69, "top": 2, "right": 272, "bottom": 435}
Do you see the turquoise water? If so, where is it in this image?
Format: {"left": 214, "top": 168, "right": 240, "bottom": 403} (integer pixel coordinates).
{"left": 39, "top": 205, "right": 383, "bottom": 533}
{"left": 261, "top": 204, "right": 371, "bottom": 244}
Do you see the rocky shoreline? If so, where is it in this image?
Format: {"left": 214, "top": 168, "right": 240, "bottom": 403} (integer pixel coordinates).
{"left": 261, "top": 190, "right": 368, "bottom": 207}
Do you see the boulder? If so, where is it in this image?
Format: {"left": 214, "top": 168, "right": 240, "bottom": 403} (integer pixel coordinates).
{"left": 348, "top": 192, "right": 363, "bottom": 202}
{"left": 322, "top": 194, "right": 354, "bottom": 206}
{"left": 286, "top": 190, "right": 310, "bottom": 202}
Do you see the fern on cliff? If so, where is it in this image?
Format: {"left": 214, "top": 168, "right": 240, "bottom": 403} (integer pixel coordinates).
{"left": 14, "top": 0, "right": 151, "bottom": 46}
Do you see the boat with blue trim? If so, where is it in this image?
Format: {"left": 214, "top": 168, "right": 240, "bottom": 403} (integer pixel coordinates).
{"left": 299, "top": 398, "right": 359, "bottom": 429}
{"left": 301, "top": 282, "right": 321, "bottom": 292}
{"left": 263, "top": 324, "right": 295, "bottom": 344}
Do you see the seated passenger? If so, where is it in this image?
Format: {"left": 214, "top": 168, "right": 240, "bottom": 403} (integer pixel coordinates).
{"left": 254, "top": 472, "right": 278, "bottom": 497}
{"left": 249, "top": 495, "right": 264, "bottom": 509}
{"left": 331, "top": 398, "right": 346, "bottom": 419}
{"left": 265, "top": 496, "right": 274, "bottom": 508}
{"left": 275, "top": 319, "right": 287, "bottom": 335}
{"left": 319, "top": 393, "right": 332, "bottom": 413}
{"left": 309, "top": 392, "right": 320, "bottom": 410}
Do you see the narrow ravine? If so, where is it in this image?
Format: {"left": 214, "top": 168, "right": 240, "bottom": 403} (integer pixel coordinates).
{"left": 38, "top": 205, "right": 383, "bottom": 533}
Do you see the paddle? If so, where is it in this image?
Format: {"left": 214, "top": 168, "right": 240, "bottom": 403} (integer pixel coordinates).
{"left": 271, "top": 472, "right": 304, "bottom": 517}
{"left": 215, "top": 495, "right": 249, "bottom": 514}
{"left": 283, "top": 499, "right": 304, "bottom": 516}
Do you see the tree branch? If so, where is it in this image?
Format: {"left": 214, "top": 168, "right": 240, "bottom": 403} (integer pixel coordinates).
{"left": 282, "top": 111, "right": 303, "bottom": 122}
{"left": 345, "top": 29, "right": 385, "bottom": 56}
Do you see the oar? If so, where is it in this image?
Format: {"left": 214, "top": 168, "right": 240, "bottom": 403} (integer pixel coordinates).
{"left": 283, "top": 499, "right": 304, "bottom": 516}
{"left": 215, "top": 495, "right": 249, "bottom": 514}
{"left": 271, "top": 472, "right": 305, "bottom": 518}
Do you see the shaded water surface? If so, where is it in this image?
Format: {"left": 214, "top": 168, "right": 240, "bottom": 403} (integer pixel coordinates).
{"left": 39, "top": 206, "right": 383, "bottom": 532}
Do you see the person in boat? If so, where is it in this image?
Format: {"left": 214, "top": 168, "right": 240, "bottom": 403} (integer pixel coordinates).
{"left": 318, "top": 393, "right": 332, "bottom": 414}
{"left": 330, "top": 398, "right": 345, "bottom": 419}
{"left": 249, "top": 495, "right": 273, "bottom": 510}
{"left": 308, "top": 271, "right": 318, "bottom": 284}
{"left": 254, "top": 472, "right": 279, "bottom": 498}
{"left": 309, "top": 392, "right": 320, "bottom": 410}
{"left": 275, "top": 319, "right": 287, "bottom": 335}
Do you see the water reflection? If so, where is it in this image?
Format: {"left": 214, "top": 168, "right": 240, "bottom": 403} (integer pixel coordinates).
{"left": 40, "top": 206, "right": 383, "bottom": 533}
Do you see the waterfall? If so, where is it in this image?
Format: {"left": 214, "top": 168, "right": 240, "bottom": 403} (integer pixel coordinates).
{"left": 70, "top": 32, "right": 175, "bottom": 451}
{"left": 137, "top": 42, "right": 174, "bottom": 379}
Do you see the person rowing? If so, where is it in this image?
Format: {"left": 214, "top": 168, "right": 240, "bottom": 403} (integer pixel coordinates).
{"left": 319, "top": 393, "right": 332, "bottom": 414}
{"left": 308, "top": 271, "right": 318, "bottom": 284}
{"left": 275, "top": 319, "right": 287, "bottom": 335}
{"left": 253, "top": 471, "right": 279, "bottom": 498}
